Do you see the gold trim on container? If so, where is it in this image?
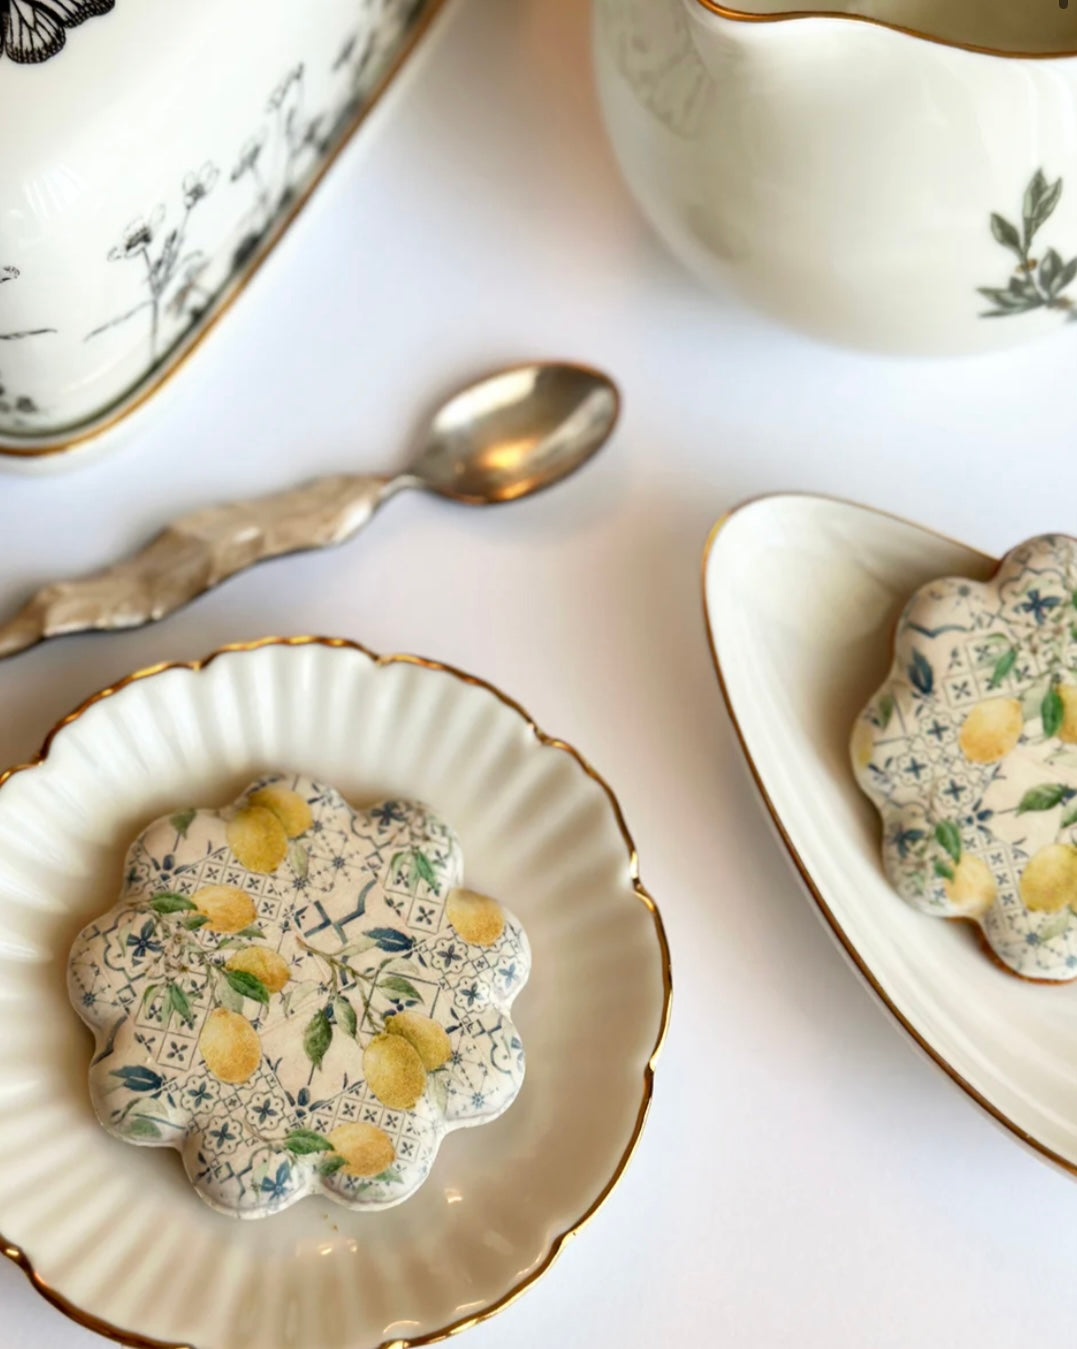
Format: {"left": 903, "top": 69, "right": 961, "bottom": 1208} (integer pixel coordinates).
{"left": 0, "top": 634, "right": 673, "bottom": 1349}
{"left": 0, "top": 1, "right": 450, "bottom": 463}
{"left": 701, "top": 494, "right": 1077, "bottom": 1179}
{"left": 692, "top": 2, "right": 1077, "bottom": 61}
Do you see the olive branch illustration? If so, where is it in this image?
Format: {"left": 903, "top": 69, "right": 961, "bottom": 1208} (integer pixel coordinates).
{"left": 980, "top": 169, "right": 1077, "bottom": 319}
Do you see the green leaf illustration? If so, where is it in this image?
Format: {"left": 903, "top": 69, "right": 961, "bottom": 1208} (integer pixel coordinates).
{"left": 1043, "top": 684, "right": 1065, "bottom": 738}
{"left": 333, "top": 995, "right": 358, "bottom": 1038}
{"left": 339, "top": 934, "right": 377, "bottom": 958}
{"left": 1063, "top": 806, "right": 1077, "bottom": 828}
{"left": 224, "top": 969, "right": 270, "bottom": 1005}
{"left": 110, "top": 1065, "right": 164, "bottom": 1093}
{"left": 934, "top": 860, "right": 955, "bottom": 882}
{"left": 284, "top": 1129, "right": 335, "bottom": 1155}
{"left": 1041, "top": 247, "right": 1066, "bottom": 295}
{"left": 234, "top": 926, "right": 265, "bottom": 940}
{"left": 381, "top": 974, "right": 421, "bottom": 1003}
{"left": 989, "top": 647, "right": 1018, "bottom": 689}
{"left": 304, "top": 1009, "right": 332, "bottom": 1069}
{"left": 288, "top": 843, "right": 309, "bottom": 880}
{"left": 428, "top": 1071, "right": 449, "bottom": 1114}
{"left": 877, "top": 693, "right": 895, "bottom": 730}
{"left": 167, "top": 982, "right": 194, "bottom": 1027}
{"left": 170, "top": 809, "right": 197, "bottom": 838}
{"left": 150, "top": 893, "right": 196, "bottom": 914}
{"left": 140, "top": 983, "right": 160, "bottom": 1012}
{"left": 1017, "top": 783, "right": 1076, "bottom": 814}
{"left": 415, "top": 851, "right": 438, "bottom": 890}
{"left": 1040, "top": 909, "right": 1073, "bottom": 943}
{"left": 319, "top": 1153, "right": 347, "bottom": 1176}
{"left": 1024, "top": 169, "right": 1062, "bottom": 246}
{"left": 979, "top": 286, "right": 1042, "bottom": 317}
{"left": 183, "top": 913, "right": 210, "bottom": 931}
{"left": 934, "top": 821, "right": 962, "bottom": 865}
{"left": 215, "top": 973, "right": 244, "bottom": 1013}
{"left": 908, "top": 650, "right": 934, "bottom": 696}
{"left": 990, "top": 212, "right": 1022, "bottom": 254}
{"left": 127, "top": 1116, "right": 162, "bottom": 1139}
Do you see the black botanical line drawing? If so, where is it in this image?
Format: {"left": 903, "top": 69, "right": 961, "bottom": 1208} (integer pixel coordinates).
{"left": 87, "top": 162, "right": 219, "bottom": 358}
{"left": 0, "top": 265, "right": 54, "bottom": 420}
{"left": 331, "top": 0, "right": 425, "bottom": 126}
{"left": 9, "top": 3, "right": 431, "bottom": 433}
{"left": 0, "top": 0, "right": 114, "bottom": 66}
{"left": 979, "top": 170, "right": 1077, "bottom": 320}
{"left": 231, "top": 64, "right": 326, "bottom": 268}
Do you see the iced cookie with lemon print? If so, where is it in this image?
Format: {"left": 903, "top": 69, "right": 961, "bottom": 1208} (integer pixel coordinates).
{"left": 852, "top": 534, "right": 1077, "bottom": 982}
{"left": 68, "top": 773, "right": 530, "bottom": 1218}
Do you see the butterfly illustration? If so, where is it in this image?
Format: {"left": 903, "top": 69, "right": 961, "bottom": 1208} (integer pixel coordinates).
{"left": 1, "top": 0, "right": 114, "bottom": 65}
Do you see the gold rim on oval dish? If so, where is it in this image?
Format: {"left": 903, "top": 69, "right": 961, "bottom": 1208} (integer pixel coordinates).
{"left": 0, "top": 635, "right": 672, "bottom": 1349}
{"left": 692, "top": 2, "right": 1077, "bottom": 60}
{"left": 0, "top": 1, "right": 450, "bottom": 463}
{"left": 700, "top": 492, "right": 1077, "bottom": 1180}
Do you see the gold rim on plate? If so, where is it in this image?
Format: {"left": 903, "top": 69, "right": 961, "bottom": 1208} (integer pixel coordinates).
{"left": 700, "top": 493, "right": 1077, "bottom": 1179}
{"left": 0, "top": 1, "right": 450, "bottom": 463}
{"left": 0, "top": 635, "right": 673, "bottom": 1349}
{"left": 692, "top": 2, "right": 1077, "bottom": 61}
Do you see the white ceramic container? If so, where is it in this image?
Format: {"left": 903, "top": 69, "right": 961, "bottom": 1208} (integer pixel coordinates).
{"left": 594, "top": 1, "right": 1077, "bottom": 355}
{"left": 0, "top": 0, "right": 445, "bottom": 465}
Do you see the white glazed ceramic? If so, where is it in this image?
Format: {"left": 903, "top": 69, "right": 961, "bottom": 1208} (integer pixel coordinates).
{"left": 0, "top": 0, "right": 445, "bottom": 464}
{"left": 594, "top": 1, "right": 1077, "bottom": 354}
{"left": 703, "top": 493, "right": 1077, "bottom": 1176}
{"left": 0, "top": 638, "right": 670, "bottom": 1348}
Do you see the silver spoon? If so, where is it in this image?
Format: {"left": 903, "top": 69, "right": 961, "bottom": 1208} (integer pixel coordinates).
{"left": 0, "top": 361, "right": 619, "bottom": 660}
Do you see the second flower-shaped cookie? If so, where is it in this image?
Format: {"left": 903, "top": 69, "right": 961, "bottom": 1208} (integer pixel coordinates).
{"left": 853, "top": 534, "right": 1077, "bottom": 982}
{"left": 68, "top": 774, "right": 530, "bottom": 1217}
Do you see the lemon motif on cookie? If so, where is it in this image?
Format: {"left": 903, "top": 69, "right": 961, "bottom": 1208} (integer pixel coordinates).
{"left": 362, "top": 1032, "right": 427, "bottom": 1110}
{"left": 193, "top": 884, "right": 258, "bottom": 934}
{"left": 226, "top": 946, "right": 290, "bottom": 994}
{"left": 327, "top": 1122, "right": 395, "bottom": 1178}
{"left": 446, "top": 888, "right": 505, "bottom": 946}
{"left": 249, "top": 785, "right": 313, "bottom": 838}
{"left": 943, "top": 855, "right": 997, "bottom": 918}
{"left": 199, "top": 1008, "right": 261, "bottom": 1084}
{"left": 227, "top": 805, "right": 288, "bottom": 874}
{"left": 1021, "top": 844, "right": 1077, "bottom": 914}
{"left": 385, "top": 1011, "right": 452, "bottom": 1070}
{"left": 958, "top": 697, "right": 1023, "bottom": 764}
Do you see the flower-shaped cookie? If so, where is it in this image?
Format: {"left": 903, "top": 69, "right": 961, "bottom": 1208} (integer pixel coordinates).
{"left": 852, "top": 534, "right": 1077, "bottom": 982}
{"left": 68, "top": 774, "right": 529, "bottom": 1217}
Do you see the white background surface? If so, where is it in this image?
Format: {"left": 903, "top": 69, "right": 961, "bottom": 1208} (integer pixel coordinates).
{"left": 7, "top": 0, "right": 1077, "bottom": 1344}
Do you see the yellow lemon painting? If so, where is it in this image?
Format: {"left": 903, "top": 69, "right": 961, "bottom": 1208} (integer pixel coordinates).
{"left": 68, "top": 773, "right": 531, "bottom": 1218}
{"left": 851, "top": 533, "right": 1077, "bottom": 982}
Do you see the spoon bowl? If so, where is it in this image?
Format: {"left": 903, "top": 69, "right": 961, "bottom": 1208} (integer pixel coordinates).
{"left": 412, "top": 362, "right": 620, "bottom": 505}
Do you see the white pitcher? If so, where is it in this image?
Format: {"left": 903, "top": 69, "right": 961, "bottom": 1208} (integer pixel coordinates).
{"left": 594, "top": 1, "right": 1077, "bottom": 354}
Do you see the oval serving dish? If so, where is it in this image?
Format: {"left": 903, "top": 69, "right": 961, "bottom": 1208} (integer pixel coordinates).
{"left": 0, "top": 637, "right": 670, "bottom": 1349}
{"left": 703, "top": 493, "right": 1077, "bottom": 1177}
{"left": 0, "top": 0, "right": 447, "bottom": 466}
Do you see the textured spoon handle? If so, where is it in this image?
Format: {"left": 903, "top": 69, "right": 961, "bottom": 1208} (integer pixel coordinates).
{"left": 0, "top": 472, "right": 396, "bottom": 659}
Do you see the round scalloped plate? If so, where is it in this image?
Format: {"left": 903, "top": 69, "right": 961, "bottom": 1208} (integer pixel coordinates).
{"left": 0, "top": 637, "right": 670, "bottom": 1349}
